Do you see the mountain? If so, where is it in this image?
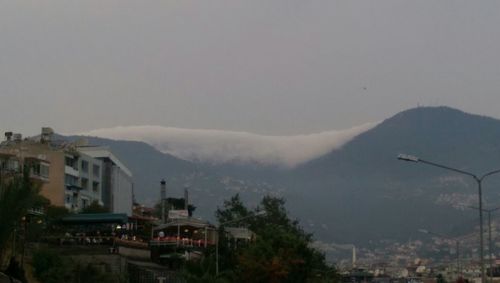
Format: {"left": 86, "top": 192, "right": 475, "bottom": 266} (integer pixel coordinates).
{"left": 73, "top": 106, "right": 500, "bottom": 247}
{"left": 66, "top": 135, "right": 284, "bottom": 220}
{"left": 290, "top": 106, "right": 500, "bottom": 243}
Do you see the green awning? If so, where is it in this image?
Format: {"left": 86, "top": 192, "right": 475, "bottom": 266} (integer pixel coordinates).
{"left": 61, "top": 213, "right": 128, "bottom": 224}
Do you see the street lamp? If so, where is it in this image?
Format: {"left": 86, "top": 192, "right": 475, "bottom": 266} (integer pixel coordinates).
{"left": 418, "top": 228, "right": 461, "bottom": 278}
{"left": 468, "top": 206, "right": 500, "bottom": 282}
{"left": 398, "top": 153, "right": 500, "bottom": 283}
{"left": 216, "top": 210, "right": 266, "bottom": 276}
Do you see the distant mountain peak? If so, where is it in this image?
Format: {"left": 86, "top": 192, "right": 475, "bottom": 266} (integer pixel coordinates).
{"left": 386, "top": 106, "right": 494, "bottom": 125}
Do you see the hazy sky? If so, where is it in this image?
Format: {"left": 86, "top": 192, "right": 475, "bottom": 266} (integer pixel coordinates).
{"left": 1, "top": 1, "right": 500, "bottom": 136}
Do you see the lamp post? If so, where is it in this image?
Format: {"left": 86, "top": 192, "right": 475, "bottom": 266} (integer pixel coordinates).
{"left": 216, "top": 210, "right": 266, "bottom": 276}
{"left": 398, "top": 154, "right": 500, "bottom": 283}
{"left": 468, "top": 206, "right": 500, "bottom": 282}
{"left": 418, "top": 228, "right": 461, "bottom": 278}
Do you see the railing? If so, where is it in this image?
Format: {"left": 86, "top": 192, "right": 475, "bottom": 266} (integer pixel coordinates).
{"left": 53, "top": 235, "right": 115, "bottom": 246}
{"left": 150, "top": 237, "right": 215, "bottom": 247}
{"left": 27, "top": 207, "right": 44, "bottom": 215}
{"left": 115, "top": 238, "right": 149, "bottom": 249}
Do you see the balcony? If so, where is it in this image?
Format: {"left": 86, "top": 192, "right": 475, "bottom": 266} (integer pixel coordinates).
{"left": 65, "top": 165, "right": 79, "bottom": 177}
{"left": 27, "top": 207, "right": 45, "bottom": 216}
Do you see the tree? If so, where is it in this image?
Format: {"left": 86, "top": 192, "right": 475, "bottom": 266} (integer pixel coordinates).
{"left": 182, "top": 254, "right": 231, "bottom": 283}
{"left": 32, "top": 249, "right": 73, "bottom": 283}
{"left": 196, "top": 194, "right": 339, "bottom": 283}
{"left": 33, "top": 249, "right": 120, "bottom": 283}
{"left": 4, "top": 257, "right": 27, "bottom": 282}
{"left": 0, "top": 167, "right": 44, "bottom": 267}
{"left": 236, "top": 196, "right": 333, "bottom": 282}
{"left": 215, "top": 194, "right": 250, "bottom": 225}
{"left": 437, "top": 274, "right": 447, "bottom": 283}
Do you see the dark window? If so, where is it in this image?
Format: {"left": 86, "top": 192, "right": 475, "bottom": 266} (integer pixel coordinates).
{"left": 93, "top": 164, "right": 100, "bottom": 177}
{"left": 92, "top": 181, "right": 99, "bottom": 192}
{"left": 81, "top": 178, "right": 89, "bottom": 190}
{"left": 81, "top": 160, "right": 89, "bottom": 173}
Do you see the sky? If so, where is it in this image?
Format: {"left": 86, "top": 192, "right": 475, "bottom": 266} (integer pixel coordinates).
{"left": 1, "top": 1, "right": 500, "bottom": 137}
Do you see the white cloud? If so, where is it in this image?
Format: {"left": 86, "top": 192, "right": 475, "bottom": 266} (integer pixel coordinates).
{"left": 80, "top": 123, "right": 377, "bottom": 167}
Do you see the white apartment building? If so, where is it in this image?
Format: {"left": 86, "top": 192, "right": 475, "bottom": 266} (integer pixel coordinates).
{"left": 63, "top": 151, "right": 103, "bottom": 210}
{"left": 77, "top": 146, "right": 133, "bottom": 216}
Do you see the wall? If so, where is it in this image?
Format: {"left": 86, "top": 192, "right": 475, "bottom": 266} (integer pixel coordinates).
{"left": 111, "top": 165, "right": 133, "bottom": 216}
{"left": 118, "top": 246, "right": 151, "bottom": 260}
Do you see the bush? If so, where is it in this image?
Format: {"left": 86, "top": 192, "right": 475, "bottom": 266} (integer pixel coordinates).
{"left": 4, "top": 257, "right": 27, "bottom": 282}
{"left": 32, "top": 249, "right": 120, "bottom": 283}
{"left": 32, "top": 249, "right": 73, "bottom": 283}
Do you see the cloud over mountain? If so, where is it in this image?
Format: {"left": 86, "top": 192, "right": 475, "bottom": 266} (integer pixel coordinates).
{"left": 81, "top": 124, "right": 377, "bottom": 167}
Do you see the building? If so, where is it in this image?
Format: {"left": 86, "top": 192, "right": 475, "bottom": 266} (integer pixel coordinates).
{"left": 65, "top": 147, "right": 103, "bottom": 210}
{"left": 77, "top": 145, "right": 133, "bottom": 216}
{"left": 0, "top": 151, "right": 51, "bottom": 184}
{"left": 0, "top": 128, "right": 133, "bottom": 215}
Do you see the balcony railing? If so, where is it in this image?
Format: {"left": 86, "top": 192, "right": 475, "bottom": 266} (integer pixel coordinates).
{"left": 27, "top": 207, "right": 45, "bottom": 216}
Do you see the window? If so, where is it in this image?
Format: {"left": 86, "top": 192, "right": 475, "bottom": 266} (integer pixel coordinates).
{"left": 6, "top": 159, "right": 19, "bottom": 171}
{"left": 92, "top": 181, "right": 99, "bottom": 193}
{"left": 65, "top": 156, "right": 78, "bottom": 170}
{"left": 81, "top": 160, "right": 89, "bottom": 173}
{"left": 93, "top": 164, "right": 100, "bottom": 177}
{"left": 65, "top": 194, "right": 72, "bottom": 204}
{"left": 65, "top": 174, "right": 78, "bottom": 186}
{"left": 82, "top": 198, "right": 88, "bottom": 208}
{"left": 31, "top": 163, "right": 49, "bottom": 178}
{"left": 81, "top": 178, "right": 89, "bottom": 190}
{"left": 40, "top": 164, "right": 49, "bottom": 178}
{"left": 31, "top": 164, "right": 41, "bottom": 176}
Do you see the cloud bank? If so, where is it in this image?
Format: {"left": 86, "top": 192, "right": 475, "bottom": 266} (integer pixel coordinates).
{"left": 81, "top": 123, "right": 377, "bottom": 167}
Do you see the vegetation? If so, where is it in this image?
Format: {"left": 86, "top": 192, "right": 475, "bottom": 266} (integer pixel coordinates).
{"left": 32, "top": 249, "right": 73, "bottom": 283}
{"left": 0, "top": 167, "right": 46, "bottom": 269}
{"left": 44, "top": 205, "right": 71, "bottom": 233}
{"left": 32, "top": 249, "right": 119, "bottom": 283}
{"left": 183, "top": 194, "right": 338, "bottom": 283}
{"left": 4, "top": 257, "right": 27, "bottom": 282}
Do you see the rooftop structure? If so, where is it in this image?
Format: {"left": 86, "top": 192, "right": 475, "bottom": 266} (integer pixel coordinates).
{"left": 150, "top": 218, "right": 217, "bottom": 264}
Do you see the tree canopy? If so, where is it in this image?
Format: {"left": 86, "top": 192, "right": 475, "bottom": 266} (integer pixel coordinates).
{"left": 183, "top": 194, "right": 338, "bottom": 283}
{"left": 0, "top": 168, "right": 46, "bottom": 267}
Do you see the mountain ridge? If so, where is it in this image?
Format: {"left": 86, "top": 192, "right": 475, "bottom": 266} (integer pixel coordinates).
{"left": 69, "top": 106, "right": 500, "bottom": 246}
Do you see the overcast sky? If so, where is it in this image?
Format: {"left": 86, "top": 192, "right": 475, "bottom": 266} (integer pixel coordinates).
{"left": 1, "top": 1, "right": 500, "bottom": 136}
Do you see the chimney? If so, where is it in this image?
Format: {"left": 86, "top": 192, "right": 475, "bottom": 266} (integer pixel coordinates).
{"left": 160, "top": 179, "right": 166, "bottom": 223}
{"left": 160, "top": 179, "right": 166, "bottom": 200}
{"left": 4, "top": 132, "right": 12, "bottom": 141}
{"left": 184, "top": 186, "right": 189, "bottom": 211}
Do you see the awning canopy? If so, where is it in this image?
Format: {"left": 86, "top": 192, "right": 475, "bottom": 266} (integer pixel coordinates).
{"left": 61, "top": 213, "right": 128, "bottom": 224}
